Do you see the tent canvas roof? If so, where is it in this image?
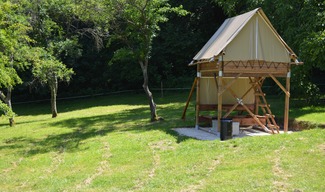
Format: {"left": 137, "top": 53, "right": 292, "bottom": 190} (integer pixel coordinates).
{"left": 191, "top": 8, "right": 297, "bottom": 65}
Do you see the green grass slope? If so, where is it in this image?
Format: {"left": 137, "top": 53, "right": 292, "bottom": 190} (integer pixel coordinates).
{"left": 0, "top": 92, "right": 324, "bottom": 191}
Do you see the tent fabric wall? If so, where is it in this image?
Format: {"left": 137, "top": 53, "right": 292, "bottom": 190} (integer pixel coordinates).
{"left": 223, "top": 14, "right": 290, "bottom": 62}
{"left": 192, "top": 8, "right": 295, "bottom": 64}
{"left": 199, "top": 78, "right": 255, "bottom": 105}
{"left": 193, "top": 8, "right": 258, "bottom": 61}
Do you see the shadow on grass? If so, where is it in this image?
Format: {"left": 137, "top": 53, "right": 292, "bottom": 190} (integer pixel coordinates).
{"left": 289, "top": 107, "right": 325, "bottom": 119}
{"left": 1, "top": 105, "right": 194, "bottom": 156}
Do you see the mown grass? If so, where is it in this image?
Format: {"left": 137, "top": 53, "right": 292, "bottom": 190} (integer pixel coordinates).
{"left": 0, "top": 91, "right": 324, "bottom": 191}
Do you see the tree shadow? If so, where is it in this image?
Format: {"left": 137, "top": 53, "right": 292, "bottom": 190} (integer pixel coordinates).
{"left": 289, "top": 107, "right": 325, "bottom": 120}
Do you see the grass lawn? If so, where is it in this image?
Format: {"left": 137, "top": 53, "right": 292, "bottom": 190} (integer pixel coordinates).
{"left": 0, "top": 91, "right": 324, "bottom": 191}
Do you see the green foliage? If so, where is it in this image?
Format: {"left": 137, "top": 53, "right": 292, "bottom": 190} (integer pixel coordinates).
{"left": 23, "top": 0, "right": 78, "bottom": 99}
{"left": 0, "top": 0, "right": 35, "bottom": 119}
{"left": 30, "top": 45, "right": 75, "bottom": 99}
{"left": 150, "top": 0, "right": 224, "bottom": 86}
{"left": 0, "top": 0, "right": 32, "bottom": 87}
{"left": 0, "top": 99, "right": 15, "bottom": 118}
{"left": 0, "top": 0, "right": 323, "bottom": 103}
{"left": 0, "top": 59, "right": 22, "bottom": 88}
{"left": 301, "top": 30, "right": 325, "bottom": 71}
{"left": 110, "top": 0, "right": 188, "bottom": 62}
{"left": 291, "top": 67, "right": 321, "bottom": 105}
{"left": 32, "top": 53, "right": 74, "bottom": 85}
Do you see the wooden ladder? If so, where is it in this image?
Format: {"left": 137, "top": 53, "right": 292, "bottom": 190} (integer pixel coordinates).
{"left": 254, "top": 78, "right": 280, "bottom": 134}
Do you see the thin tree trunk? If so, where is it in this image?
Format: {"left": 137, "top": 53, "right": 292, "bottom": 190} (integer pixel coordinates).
{"left": 7, "top": 55, "right": 15, "bottom": 126}
{"left": 139, "top": 60, "right": 161, "bottom": 122}
{"left": 0, "top": 89, "right": 15, "bottom": 126}
{"left": 6, "top": 88, "right": 15, "bottom": 126}
{"left": 50, "top": 76, "right": 58, "bottom": 118}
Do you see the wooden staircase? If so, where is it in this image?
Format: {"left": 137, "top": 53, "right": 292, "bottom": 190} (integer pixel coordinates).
{"left": 254, "top": 78, "right": 280, "bottom": 133}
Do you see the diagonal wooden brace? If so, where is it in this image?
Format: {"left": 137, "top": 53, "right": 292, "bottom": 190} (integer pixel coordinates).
{"left": 218, "top": 73, "right": 242, "bottom": 96}
{"left": 223, "top": 78, "right": 272, "bottom": 134}
{"left": 222, "top": 78, "right": 263, "bottom": 118}
{"left": 181, "top": 78, "right": 197, "bottom": 120}
{"left": 269, "top": 74, "right": 290, "bottom": 97}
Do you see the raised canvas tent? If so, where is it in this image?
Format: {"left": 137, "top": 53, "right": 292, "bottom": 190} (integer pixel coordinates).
{"left": 182, "top": 8, "right": 302, "bottom": 133}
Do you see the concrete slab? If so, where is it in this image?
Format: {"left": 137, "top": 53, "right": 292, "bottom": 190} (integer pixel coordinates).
{"left": 173, "top": 127, "right": 292, "bottom": 141}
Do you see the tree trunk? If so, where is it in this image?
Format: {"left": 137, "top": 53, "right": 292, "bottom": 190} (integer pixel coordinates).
{"left": 139, "top": 60, "right": 161, "bottom": 122}
{"left": 50, "top": 76, "right": 58, "bottom": 118}
{"left": 0, "top": 88, "right": 15, "bottom": 126}
{"left": 6, "top": 89, "right": 15, "bottom": 126}
{"left": 8, "top": 55, "right": 15, "bottom": 126}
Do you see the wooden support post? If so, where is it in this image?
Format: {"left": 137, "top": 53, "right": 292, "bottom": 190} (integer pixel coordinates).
{"left": 182, "top": 78, "right": 197, "bottom": 120}
{"left": 284, "top": 71, "right": 291, "bottom": 132}
{"left": 217, "top": 59, "right": 224, "bottom": 132}
{"left": 253, "top": 77, "right": 260, "bottom": 115}
{"left": 195, "top": 69, "right": 201, "bottom": 129}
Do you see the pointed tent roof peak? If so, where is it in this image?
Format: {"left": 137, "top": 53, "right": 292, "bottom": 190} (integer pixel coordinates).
{"left": 191, "top": 7, "right": 296, "bottom": 65}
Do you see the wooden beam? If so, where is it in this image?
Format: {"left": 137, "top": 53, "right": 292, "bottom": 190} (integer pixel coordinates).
{"left": 195, "top": 65, "right": 201, "bottom": 129}
{"left": 222, "top": 78, "right": 257, "bottom": 118}
{"left": 195, "top": 79, "right": 200, "bottom": 128}
{"left": 284, "top": 71, "right": 291, "bottom": 132}
{"left": 218, "top": 73, "right": 242, "bottom": 96}
{"left": 181, "top": 78, "right": 197, "bottom": 120}
{"left": 201, "top": 72, "right": 288, "bottom": 78}
{"left": 223, "top": 103, "right": 239, "bottom": 118}
{"left": 253, "top": 77, "right": 260, "bottom": 115}
{"left": 241, "top": 104, "right": 272, "bottom": 133}
{"left": 269, "top": 74, "right": 290, "bottom": 97}
{"left": 217, "top": 59, "right": 224, "bottom": 132}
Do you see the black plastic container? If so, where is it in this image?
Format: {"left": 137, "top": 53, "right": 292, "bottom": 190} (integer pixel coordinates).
{"left": 220, "top": 118, "right": 233, "bottom": 141}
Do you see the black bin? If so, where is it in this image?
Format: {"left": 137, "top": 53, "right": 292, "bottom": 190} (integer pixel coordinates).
{"left": 220, "top": 118, "right": 232, "bottom": 141}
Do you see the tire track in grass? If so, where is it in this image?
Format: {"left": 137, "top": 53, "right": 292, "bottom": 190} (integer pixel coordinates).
{"left": 75, "top": 141, "right": 111, "bottom": 190}
{"left": 2, "top": 157, "right": 24, "bottom": 174}
{"left": 319, "top": 143, "right": 325, "bottom": 154}
{"left": 45, "top": 146, "right": 65, "bottom": 175}
{"left": 133, "top": 140, "right": 175, "bottom": 191}
{"left": 272, "top": 146, "right": 291, "bottom": 192}
{"left": 2, "top": 138, "right": 29, "bottom": 174}
{"left": 180, "top": 157, "right": 221, "bottom": 192}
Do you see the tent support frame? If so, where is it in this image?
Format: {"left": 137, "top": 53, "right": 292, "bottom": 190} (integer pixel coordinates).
{"left": 221, "top": 77, "right": 272, "bottom": 133}
{"left": 181, "top": 77, "right": 197, "bottom": 120}
{"left": 284, "top": 71, "right": 291, "bottom": 132}
{"left": 195, "top": 65, "right": 201, "bottom": 129}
